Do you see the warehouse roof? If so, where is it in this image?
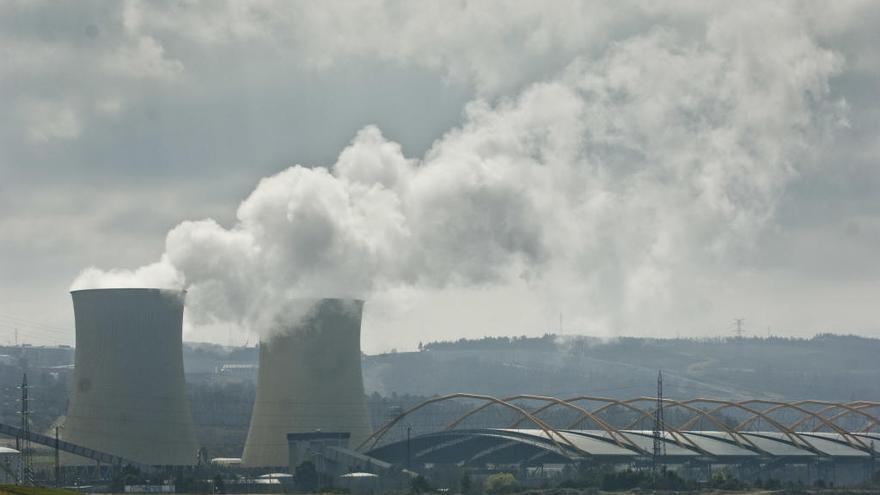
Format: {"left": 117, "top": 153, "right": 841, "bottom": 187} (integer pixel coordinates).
{"left": 367, "top": 428, "right": 880, "bottom": 465}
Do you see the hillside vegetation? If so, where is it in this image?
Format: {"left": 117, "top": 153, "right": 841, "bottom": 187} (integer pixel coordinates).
{"left": 364, "top": 334, "right": 880, "bottom": 400}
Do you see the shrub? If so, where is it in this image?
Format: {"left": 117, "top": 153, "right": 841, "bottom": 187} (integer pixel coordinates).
{"left": 707, "top": 470, "right": 746, "bottom": 490}
{"left": 460, "top": 472, "right": 473, "bottom": 494}
{"left": 484, "top": 473, "right": 520, "bottom": 494}
{"left": 411, "top": 474, "right": 432, "bottom": 494}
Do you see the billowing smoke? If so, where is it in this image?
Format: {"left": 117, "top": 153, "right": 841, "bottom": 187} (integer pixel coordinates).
{"left": 71, "top": 12, "right": 844, "bottom": 338}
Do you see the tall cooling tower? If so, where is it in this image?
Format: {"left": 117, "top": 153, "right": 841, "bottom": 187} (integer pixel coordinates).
{"left": 241, "top": 299, "right": 372, "bottom": 467}
{"left": 63, "top": 288, "right": 199, "bottom": 465}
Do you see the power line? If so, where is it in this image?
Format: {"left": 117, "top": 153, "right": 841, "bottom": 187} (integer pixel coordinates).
{"left": 0, "top": 312, "right": 74, "bottom": 346}
{"left": 0, "top": 312, "right": 71, "bottom": 333}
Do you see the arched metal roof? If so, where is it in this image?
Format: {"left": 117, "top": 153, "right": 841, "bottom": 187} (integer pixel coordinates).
{"left": 367, "top": 428, "right": 880, "bottom": 466}
{"left": 359, "top": 394, "right": 880, "bottom": 465}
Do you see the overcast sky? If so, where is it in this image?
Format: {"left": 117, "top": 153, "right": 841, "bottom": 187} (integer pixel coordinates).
{"left": 1, "top": 1, "right": 879, "bottom": 353}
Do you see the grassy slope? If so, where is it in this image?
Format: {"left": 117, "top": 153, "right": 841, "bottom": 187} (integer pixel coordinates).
{"left": 0, "top": 486, "right": 80, "bottom": 495}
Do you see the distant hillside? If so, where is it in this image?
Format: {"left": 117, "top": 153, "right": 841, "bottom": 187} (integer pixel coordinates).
{"left": 2, "top": 334, "right": 877, "bottom": 457}
{"left": 174, "top": 334, "right": 880, "bottom": 400}
{"left": 363, "top": 334, "right": 880, "bottom": 401}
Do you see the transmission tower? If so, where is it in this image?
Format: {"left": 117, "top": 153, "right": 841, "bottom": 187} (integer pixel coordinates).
{"left": 19, "top": 373, "right": 34, "bottom": 485}
{"left": 652, "top": 370, "right": 666, "bottom": 472}
{"left": 734, "top": 318, "right": 745, "bottom": 339}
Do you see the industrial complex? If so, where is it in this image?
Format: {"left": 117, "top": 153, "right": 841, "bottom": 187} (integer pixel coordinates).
{"left": 361, "top": 395, "right": 880, "bottom": 486}
{"left": 0, "top": 288, "right": 879, "bottom": 491}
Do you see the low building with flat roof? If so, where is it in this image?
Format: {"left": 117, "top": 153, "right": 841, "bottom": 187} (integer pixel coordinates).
{"left": 0, "top": 446, "right": 21, "bottom": 484}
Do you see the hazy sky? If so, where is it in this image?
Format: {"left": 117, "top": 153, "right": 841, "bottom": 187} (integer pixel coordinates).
{"left": 1, "top": 1, "right": 879, "bottom": 353}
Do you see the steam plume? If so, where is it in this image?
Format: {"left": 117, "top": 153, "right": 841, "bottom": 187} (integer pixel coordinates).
{"left": 71, "top": 19, "right": 844, "bottom": 337}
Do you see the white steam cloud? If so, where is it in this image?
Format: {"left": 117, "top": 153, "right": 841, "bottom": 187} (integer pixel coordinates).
{"left": 72, "top": 255, "right": 184, "bottom": 291}
{"left": 71, "top": 11, "right": 845, "bottom": 337}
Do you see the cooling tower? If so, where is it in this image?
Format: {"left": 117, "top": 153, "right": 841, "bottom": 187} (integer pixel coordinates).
{"left": 241, "top": 299, "right": 372, "bottom": 467}
{"left": 63, "top": 288, "right": 199, "bottom": 465}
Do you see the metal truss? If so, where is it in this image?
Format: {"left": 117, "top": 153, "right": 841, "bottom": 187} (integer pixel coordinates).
{"left": 356, "top": 393, "right": 581, "bottom": 457}
{"left": 358, "top": 394, "right": 880, "bottom": 457}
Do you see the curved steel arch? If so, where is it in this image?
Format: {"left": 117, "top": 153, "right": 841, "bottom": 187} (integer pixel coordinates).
{"left": 734, "top": 400, "right": 872, "bottom": 451}
{"left": 823, "top": 403, "right": 880, "bottom": 433}
{"left": 361, "top": 395, "right": 879, "bottom": 462}
{"left": 786, "top": 401, "right": 880, "bottom": 433}
{"left": 517, "top": 396, "right": 721, "bottom": 455}
{"left": 517, "top": 396, "right": 758, "bottom": 455}
{"left": 354, "top": 393, "right": 580, "bottom": 457}
{"left": 566, "top": 396, "right": 762, "bottom": 453}
{"left": 445, "top": 394, "right": 647, "bottom": 455}
{"left": 676, "top": 399, "right": 821, "bottom": 455}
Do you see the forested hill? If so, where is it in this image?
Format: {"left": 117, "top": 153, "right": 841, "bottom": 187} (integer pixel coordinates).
{"left": 363, "top": 334, "right": 880, "bottom": 401}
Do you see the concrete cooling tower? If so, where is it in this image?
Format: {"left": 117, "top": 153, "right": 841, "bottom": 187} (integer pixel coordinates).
{"left": 241, "top": 299, "right": 372, "bottom": 467}
{"left": 63, "top": 288, "right": 199, "bottom": 465}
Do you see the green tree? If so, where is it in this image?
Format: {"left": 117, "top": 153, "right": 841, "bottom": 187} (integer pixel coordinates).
{"left": 411, "top": 474, "right": 432, "bottom": 494}
{"left": 484, "top": 473, "right": 520, "bottom": 494}
{"left": 213, "top": 474, "right": 226, "bottom": 494}
{"left": 708, "top": 469, "right": 745, "bottom": 490}
{"left": 111, "top": 464, "right": 146, "bottom": 492}
{"left": 460, "top": 472, "right": 473, "bottom": 494}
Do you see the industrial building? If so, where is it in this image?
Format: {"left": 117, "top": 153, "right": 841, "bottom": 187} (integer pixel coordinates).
{"left": 1, "top": 287, "right": 876, "bottom": 489}
{"left": 0, "top": 446, "right": 21, "bottom": 484}
{"left": 242, "top": 299, "right": 372, "bottom": 467}
{"left": 367, "top": 428, "right": 879, "bottom": 484}
{"left": 352, "top": 394, "right": 880, "bottom": 486}
{"left": 62, "top": 288, "right": 199, "bottom": 465}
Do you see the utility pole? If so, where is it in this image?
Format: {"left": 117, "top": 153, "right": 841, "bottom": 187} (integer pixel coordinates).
{"left": 406, "top": 425, "right": 412, "bottom": 470}
{"left": 19, "top": 373, "right": 34, "bottom": 485}
{"left": 652, "top": 371, "right": 666, "bottom": 475}
{"left": 869, "top": 441, "right": 876, "bottom": 482}
{"left": 55, "top": 426, "right": 61, "bottom": 487}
